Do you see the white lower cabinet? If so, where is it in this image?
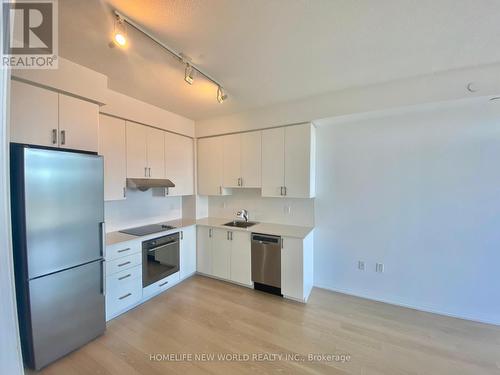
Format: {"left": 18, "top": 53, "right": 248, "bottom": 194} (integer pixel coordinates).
{"left": 180, "top": 225, "right": 197, "bottom": 280}
{"left": 142, "top": 271, "right": 180, "bottom": 300}
{"left": 196, "top": 226, "right": 213, "bottom": 275}
{"left": 212, "top": 228, "right": 231, "bottom": 279}
{"left": 106, "top": 266, "right": 142, "bottom": 321}
{"left": 281, "top": 231, "right": 314, "bottom": 302}
{"left": 105, "top": 238, "right": 143, "bottom": 321}
{"left": 230, "top": 231, "right": 252, "bottom": 286}
{"left": 196, "top": 226, "right": 252, "bottom": 287}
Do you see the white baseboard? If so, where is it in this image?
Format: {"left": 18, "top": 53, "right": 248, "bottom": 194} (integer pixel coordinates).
{"left": 313, "top": 283, "right": 500, "bottom": 327}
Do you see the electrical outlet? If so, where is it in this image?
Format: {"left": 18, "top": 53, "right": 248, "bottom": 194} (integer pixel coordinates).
{"left": 358, "top": 261, "right": 365, "bottom": 271}
{"left": 284, "top": 205, "right": 291, "bottom": 214}
{"left": 376, "top": 263, "right": 384, "bottom": 273}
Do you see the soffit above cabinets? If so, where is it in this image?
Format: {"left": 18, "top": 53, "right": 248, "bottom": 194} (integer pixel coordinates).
{"left": 59, "top": 0, "right": 500, "bottom": 120}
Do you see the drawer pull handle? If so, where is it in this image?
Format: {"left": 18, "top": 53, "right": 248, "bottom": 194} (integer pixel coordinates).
{"left": 118, "top": 273, "right": 131, "bottom": 281}
{"left": 119, "top": 293, "right": 132, "bottom": 300}
{"left": 159, "top": 281, "right": 169, "bottom": 287}
{"left": 118, "top": 261, "right": 131, "bottom": 267}
{"left": 117, "top": 247, "right": 131, "bottom": 253}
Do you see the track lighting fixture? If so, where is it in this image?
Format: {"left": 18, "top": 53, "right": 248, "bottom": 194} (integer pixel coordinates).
{"left": 113, "top": 10, "right": 228, "bottom": 103}
{"left": 113, "top": 15, "right": 127, "bottom": 47}
{"left": 184, "top": 64, "right": 194, "bottom": 85}
{"left": 217, "top": 86, "right": 228, "bottom": 103}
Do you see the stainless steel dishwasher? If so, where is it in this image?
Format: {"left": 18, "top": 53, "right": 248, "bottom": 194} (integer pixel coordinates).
{"left": 251, "top": 233, "right": 282, "bottom": 296}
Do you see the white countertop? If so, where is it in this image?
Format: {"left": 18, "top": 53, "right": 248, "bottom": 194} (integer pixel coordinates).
{"left": 106, "top": 217, "right": 313, "bottom": 246}
{"left": 106, "top": 218, "right": 196, "bottom": 246}
{"left": 196, "top": 217, "right": 313, "bottom": 239}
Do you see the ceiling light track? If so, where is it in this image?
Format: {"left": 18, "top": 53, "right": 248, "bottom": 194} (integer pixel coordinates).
{"left": 113, "top": 10, "right": 228, "bottom": 103}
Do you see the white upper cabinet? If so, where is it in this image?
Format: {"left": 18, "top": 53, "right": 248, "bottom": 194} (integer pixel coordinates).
{"left": 126, "top": 122, "right": 148, "bottom": 178}
{"left": 222, "top": 131, "right": 262, "bottom": 188}
{"left": 99, "top": 115, "right": 126, "bottom": 201}
{"left": 126, "top": 122, "right": 165, "bottom": 179}
{"left": 197, "top": 137, "right": 226, "bottom": 196}
{"left": 262, "top": 127, "right": 285, "bottom": 197}
{"left": 240, "top": 131, "right": 262, "bottom": 188}
{"left": 10, "top": 80, "right": 99, "bottom": 152}
{"left": 262, "top": 123, "right": 315, "bottom": 198}
{"left": 222, "top": 134, "right": 241, "bottom": 188}
{"left": 58, "top": 93, "right": 99, "bottom": 152}
{"left": 165, "top": 132, "right": 194, "bottom": 196}
{"left": 146, "top": 127, "right": 165, "bottom": 179}
{"left": 10, "top": 80, "right": 58, "bottom": 147}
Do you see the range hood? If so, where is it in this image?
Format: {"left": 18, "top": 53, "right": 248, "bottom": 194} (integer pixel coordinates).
{"left": 126, "top": 178, "right": 175, "bottom": 192}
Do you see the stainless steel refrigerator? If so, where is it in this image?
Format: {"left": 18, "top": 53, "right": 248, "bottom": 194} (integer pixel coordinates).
{"left": 10, "top": 144, "right": 106, "bottom": 370}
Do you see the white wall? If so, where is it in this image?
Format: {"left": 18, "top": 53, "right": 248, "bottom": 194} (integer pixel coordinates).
{"left": 314, "top": 99, "right": 500, "bottom": 325}
{"left": 105, "top": 189, "right": 181, "bottom": 232}
{"left": 208, "top": 189, "right": 314, "bottom": 227}
{"left": 101, "top": 89, "right": 195, "bottom": 137}
{"left": 195, "top": 63, "right": 500, "bottom": 137}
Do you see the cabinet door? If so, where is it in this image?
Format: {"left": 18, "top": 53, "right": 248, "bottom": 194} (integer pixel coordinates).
{"left": 180, "top": 226, "right": 197, "bottom": 279}
{"left": 230, "top": 231, "right": 252, "bottom": 286}
{"left": 281, "top": 237, "right": 304, "bottom": 301}
{"left": 99, "top": 115, "right": 126, "bottom": 201}
{"left": 58, "top": 94, "right": 99, "bottom": 152}
{"left": 146, "top": 127, "right": 165, "bottom": 179}
{"left": 10, "top": 80, "right": 58, "bottom": 147}
{"left": 211, "top": 228, "right": 231, "bottom": 280}
{"left": 126, "top": 122, "right": 148, "bottom": 178}
{"left": 165, "top": 132, "right": 194, "bottom": 196}
{"left": 197, "top": 137, "right": 224, "bottom": 196}
{"left": 196, "top": 226, "right": 212, "bottom": 275}
{"left": 240, "top": 131, "right": 262, "bottom": 188}
{"left": 284, "top": 124, "right": 313, "bottom": 198}
{"left": 222, "top": 134, "right": 241, "bottom": 188}
{"left": 262, "top": 127, "right": 285, "bottom": 197}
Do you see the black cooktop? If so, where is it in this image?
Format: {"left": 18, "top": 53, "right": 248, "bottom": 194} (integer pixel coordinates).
{"left": 119, "top": 224, "right": 176, "bottom": 236}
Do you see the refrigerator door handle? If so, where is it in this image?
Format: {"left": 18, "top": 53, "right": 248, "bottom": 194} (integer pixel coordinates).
{"left": 100, "top": 259, "right": 106, "bottom": 296}
{"left": 100, "top": 222, "right": 106, "bottom": 257}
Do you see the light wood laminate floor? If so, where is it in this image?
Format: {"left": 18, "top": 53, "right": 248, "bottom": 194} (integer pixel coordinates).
{"left": 32, "top": 275, "right": 500, "bottom": 375}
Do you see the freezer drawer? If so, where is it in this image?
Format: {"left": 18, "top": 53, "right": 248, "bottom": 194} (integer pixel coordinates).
{"left": 28, "top": 260, "right": 105, "bottom": 370}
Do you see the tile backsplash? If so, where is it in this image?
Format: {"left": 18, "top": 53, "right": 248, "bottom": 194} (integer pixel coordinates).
{"left": 105, "top": 188, "right": 181, "bottom": 232}
{"left": 208, "top": 188, "right": 314, "bottom": 227}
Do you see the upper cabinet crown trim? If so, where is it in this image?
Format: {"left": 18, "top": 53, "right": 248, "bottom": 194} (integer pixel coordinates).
{"left": 195, "top": 122, "right": 313, "bottom": 139}
{"left": 12, "top": 77, "right": 105, "bottom": 106}
{"left": 101, "top": 114, "right": 194, "bottom": 140}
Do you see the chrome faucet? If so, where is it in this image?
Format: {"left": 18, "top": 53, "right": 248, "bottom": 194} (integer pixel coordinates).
{"left": 236, "top": 209, "right": 249, "bottom": 222}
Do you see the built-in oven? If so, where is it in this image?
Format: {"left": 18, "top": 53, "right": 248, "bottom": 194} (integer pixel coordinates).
{"left": 142, "top": 232, "right": 180, "bottom": 287}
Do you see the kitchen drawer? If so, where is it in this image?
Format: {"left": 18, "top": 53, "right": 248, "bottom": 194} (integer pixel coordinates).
{"left": 106, "top": 252, "right": 141, "bottom": 275}
{"left": 106, "top": 265, "right": 142, "bottom": 293}
{"left": 142, "top": 272, "right": 180, "bottom": 299}
{"left": 106, "top": 276, "right": 142, "bottom": 320}
{"left": 106, "top": 239, "right": 141, "bottom": 261}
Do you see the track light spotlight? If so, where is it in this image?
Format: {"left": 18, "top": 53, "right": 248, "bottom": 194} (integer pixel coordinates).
{"left": 113, "top": 15, "right": 127, "bottom": 47}
{"left": 184, "top": 64, "right": 194, "bottom": 85}
{"left": 217, "top": 86, "right": 228, "bottom": 103}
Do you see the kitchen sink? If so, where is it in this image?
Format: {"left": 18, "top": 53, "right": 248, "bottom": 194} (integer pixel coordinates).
{"left": 223, "top": 221, "right": 258, "bottom": 228}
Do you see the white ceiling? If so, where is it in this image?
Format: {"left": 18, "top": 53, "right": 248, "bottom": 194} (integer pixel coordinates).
{"left": 59, "top": 0, "right": 500, "bottom": 120}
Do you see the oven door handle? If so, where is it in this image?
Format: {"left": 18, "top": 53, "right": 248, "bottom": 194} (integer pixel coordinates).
{"left": 147, "top": 241, "right": 179, "bottom": 252}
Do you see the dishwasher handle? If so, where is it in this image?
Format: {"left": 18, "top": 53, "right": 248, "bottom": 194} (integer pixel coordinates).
{"left": 251, "top": 234, "right": 281, "bottom": 245}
